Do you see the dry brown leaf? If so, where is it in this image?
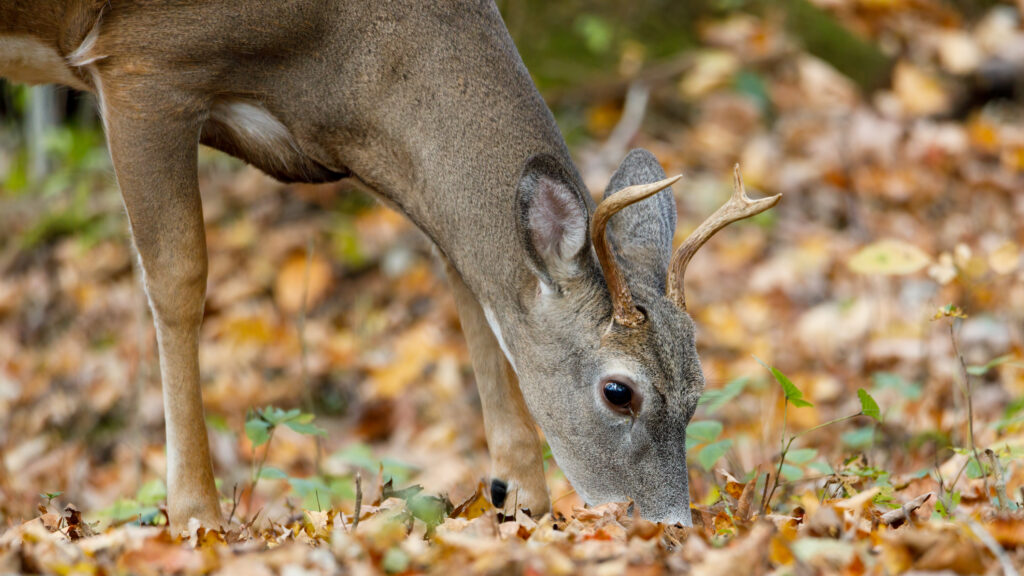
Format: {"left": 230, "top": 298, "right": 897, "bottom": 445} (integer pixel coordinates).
{"left": 273, "top": 251, "right": 332, "bottom": 314}
{"left": 989, "top": 241, "right": 1020, "bottom": 275}
{"left": 893, "top": 61, "right": 951, "bottom": 117}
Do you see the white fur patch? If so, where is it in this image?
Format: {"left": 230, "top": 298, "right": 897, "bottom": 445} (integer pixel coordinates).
{"left": 0, "top": 35, "right": 86, "bottom": 89}
{"left": 209, "top": 99, "right": 300, "bottom": 167}
{"left": 66, "top": 18, "right": 104, "bottom": 67}
{"left": 483, "top": 306, "right": 518, "bottom": 374}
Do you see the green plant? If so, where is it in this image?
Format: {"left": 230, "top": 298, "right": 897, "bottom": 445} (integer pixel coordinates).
{"left": 687, "top": 419, "right": 732, "bottom": 472}
{"left": 92, "top": 479, "right": 168, "bottom": 526}
{"left": 40, "top": 491, "right": 62, "bottom": 505}
{"left": 688, "top": 377, "right": 753, "bottom": 472}
{"left": 756, "top": 357, "right": 881, "bottom": 513}
{"left": 244, "top": 406, "right": 327, "bottom": 510}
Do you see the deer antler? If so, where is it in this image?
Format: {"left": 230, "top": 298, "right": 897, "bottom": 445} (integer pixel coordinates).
{"left": 592, "top": 174, "right": 682, "bottom": 327}
{"left": 666, "top": 165, "right": 780, "bottom": 310}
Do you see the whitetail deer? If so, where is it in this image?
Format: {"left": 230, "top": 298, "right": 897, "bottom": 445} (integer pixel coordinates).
{"left": 1, "top": 1, "right": 779, "bottom": 531}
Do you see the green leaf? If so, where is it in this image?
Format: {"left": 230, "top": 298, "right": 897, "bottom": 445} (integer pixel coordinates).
{"left": 785, "top": 448, "right": 818, "bottom": 465}
{"left": 965, "top": 457, "right": 985, "bottom": 479}
{"left": 259, "top": 466, "right": 288, "bottom": 480}
{"left": 245, "top": 418, "right": 272, "bottom": 447}
{"left": 872, "top": 371, "right": 922, "bottom": 400}
{"left": 841, "top": 426, "right": 874, "bottom": 449}
{"left": 992, "top": 413, "right": 1024, "bottom": 432}
{"left": 696, "top": 439, "right": 733, "bottom": 472}
{"left": 289, "top": 476, "right": 331, "bottom": 497}
{"left": 699, "top": 377, "right": 750, "bottom": 415}
{"left": 135, "top": 479, "right": 167, "bottom": 506}
{"left": 382, "top": 547, "right": 410, "bottom": 574}
{"left": 330, "top": 444, "right": 418, "bottom": 483}
{"left": 967, "top": 354, "right": 1014, "bottom": 376}
{"left": 755, "top": 356, "right": 813, "bottom": 407}
{"left": 541, "top": 442, "right": 553, "bottom": 461}
{"left": 407, "top": 495, "right": 449, "bottom": 529}
{"left": 293, "top": 412, "right": 316, "bottom": 424}
{"left": 857, "top": 388, "right": 882, "bottom": 421}
{"left": 934, "top": 491, "right": 961, "bottom": 519}
{"left": 573, "top": 15, "right": 613, "bottom": 54}
{"left": 780, "top": 463, "right": 804, "bottom": 481}
{"left": 687, "top": 420, "right": 723, "bottom": 446}
{"left": 261, "top": 407, "right": 301, "bottom": 425}
{"left": 807, "top": 461, "right": 834, "bottom": 475}
{"left": 41, "top": 491, "right": 63, "bottom": 501}
{"left": 285, "top": 419, "right": 327, "bottom": 437}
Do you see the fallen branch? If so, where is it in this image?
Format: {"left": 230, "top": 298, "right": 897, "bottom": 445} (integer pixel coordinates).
{"left": 880, "top": 492, "right": 932, "bottom": 528}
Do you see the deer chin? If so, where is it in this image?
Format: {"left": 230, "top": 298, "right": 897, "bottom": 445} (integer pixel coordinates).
{"left": 556, "top": 462, "right": 694, "bottom": 527}
{"left": 633, "top": 492, "right": 693, "bottom": 526}
{"left": 542, "top": 415, "right": 695, "bottom": 526}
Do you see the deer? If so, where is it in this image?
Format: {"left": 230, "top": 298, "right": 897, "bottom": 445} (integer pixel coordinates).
{"left": 0, "top": 0, "right": 779, "bottom": 532}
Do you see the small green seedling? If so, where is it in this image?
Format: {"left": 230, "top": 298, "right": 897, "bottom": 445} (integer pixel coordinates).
{"left": 755, "top": 356, "right": 881, "bottom": 513}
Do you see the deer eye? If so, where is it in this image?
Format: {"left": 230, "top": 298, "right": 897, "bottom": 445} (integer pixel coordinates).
{"left": 602, "top": 379, "right": 635, "bottom": 414}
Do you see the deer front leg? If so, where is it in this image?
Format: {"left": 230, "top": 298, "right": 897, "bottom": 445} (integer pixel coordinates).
{"left": 104, "top": 102, "right": 222, "bottom": 532}
{"left": 444, "top": 262, "right": 550, "bottom": 518}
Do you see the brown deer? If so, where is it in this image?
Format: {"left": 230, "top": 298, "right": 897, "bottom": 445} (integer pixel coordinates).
{"left": 0, "top": 0, "right": 779, "bottom": 531}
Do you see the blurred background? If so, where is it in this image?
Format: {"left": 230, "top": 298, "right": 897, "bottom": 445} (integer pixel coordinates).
{"left": 1, "top": 0, "right": 1023, "bottom": 529}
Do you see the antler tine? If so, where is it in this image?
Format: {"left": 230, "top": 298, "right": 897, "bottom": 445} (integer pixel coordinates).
{"left": 593, "top": 174, "right": 682, "bottom": 327}
{"left": 666, "top": 164, "right": 780, "bottom": 310}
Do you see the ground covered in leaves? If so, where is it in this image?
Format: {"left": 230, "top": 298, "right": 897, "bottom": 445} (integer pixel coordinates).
{"left": 2, "top": 1, "right": 1024, "bottom": 574}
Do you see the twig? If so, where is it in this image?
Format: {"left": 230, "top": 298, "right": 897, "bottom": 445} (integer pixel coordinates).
{"left": 551, "top": 488, "right": 577, "bottom": 506}
{"left": 352, "top": 472, "right": 363, "bottom": 531}
{"left": 251, "top": 427, "right": 277, "bottom": 485}
{"left": 586, "top": 81, "right": 650, "bottom": 180}
{"left": 880, "top": 492, "right": 932, "bottom": 528}
{"left": 759, "top": 469, "right": 771, "bottom": 515}
{"left": 764, "top": 401, "right": 789, "bottom": 515}
{"left": 948, "top": 455, "right": 972, "bottom": 491}
{"left": 949, "top": 322, "right": 991, "bottom": 504}
{"left": 246, "top": 425, "right": 277, "bottom": 518}
{"left": 543, "top": 52, "right": 695, "bottom": 107}
{"left": 985, "top": 448, "right": 1008, "bottom": 510}
{"left": 764, "top": 405, "right": 868, "bottom": 513}
{"left": 968, "top": 519, "right": 1020, "bottom": 576}
{"left": 297, "top": 236, "right": 324, "bottom": 476}
{"left": 299, "top": 235, "right": 313, "bottom": 407}
{"left": 227, "top": 484, "right": 240, "bottom": 525}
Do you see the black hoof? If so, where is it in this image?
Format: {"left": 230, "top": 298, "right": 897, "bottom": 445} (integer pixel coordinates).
{"left": 490, "top": 478, "right": 508, "bottom": 509}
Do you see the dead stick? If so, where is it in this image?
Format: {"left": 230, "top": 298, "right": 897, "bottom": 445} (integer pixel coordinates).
{"left": 352, "top": 472, "right": 363, "bottom": 531}
{"left": 880, "top": 492, "right": 932, "bottom": 528}
{"left": 949, "top": 322, "right": 991, "bottom": 504}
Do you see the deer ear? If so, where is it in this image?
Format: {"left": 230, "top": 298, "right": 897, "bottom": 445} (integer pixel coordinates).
{"left": 603, "top": 149, "right": 677, "bottom": 292}
{"left": 517, "top": 154, "right": 590, "bottom": 288}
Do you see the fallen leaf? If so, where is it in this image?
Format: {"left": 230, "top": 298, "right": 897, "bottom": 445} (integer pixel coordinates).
{"left": 988, "top": 241, "right": 1020, "bottom": 275}
{"left": 274, "top": 251, "right": 332, "bottom": 314}
{"left": 848, "top": 239, "right": 931, "bottom": 275}
{"left": 893, "top": 61, "right": 951, "bottom": 117}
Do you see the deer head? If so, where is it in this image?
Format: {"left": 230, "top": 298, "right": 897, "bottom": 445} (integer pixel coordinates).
{"left": 508, "top": 149, "right": 780, "bottom": 524}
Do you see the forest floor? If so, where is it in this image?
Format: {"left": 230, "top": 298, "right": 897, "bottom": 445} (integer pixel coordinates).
{"left": 2, "top": 2, "right": 1024, "bottom": 574}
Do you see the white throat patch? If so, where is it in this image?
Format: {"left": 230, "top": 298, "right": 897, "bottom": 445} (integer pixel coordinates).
{"left": 482, "top": 306, "right": 518, "bottom": 375}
